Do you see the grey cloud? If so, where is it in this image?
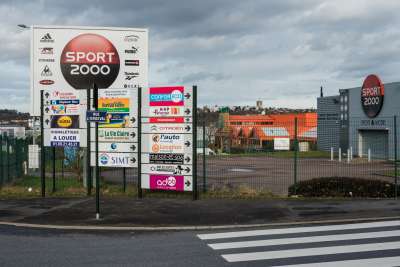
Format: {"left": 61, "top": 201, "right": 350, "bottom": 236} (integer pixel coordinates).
{"left": 0, "top": 0, "right": 400, "bottom": 111}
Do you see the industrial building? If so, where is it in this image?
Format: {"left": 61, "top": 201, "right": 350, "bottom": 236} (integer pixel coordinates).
{"left": 215, "top": 112, "right": 317, "bottom": 152}
{"left": 317, "top": 74, "right": 399, "bottom": 160}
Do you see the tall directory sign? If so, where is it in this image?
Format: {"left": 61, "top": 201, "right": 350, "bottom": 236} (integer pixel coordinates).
{"left": 31, "top": 25, "right": 148, "bottom": 116}
{"left": 90, "top": 88, "right": 138, "bottom": 168}
{"left": 141, "top": 86, "right": 196, "bottom": 196}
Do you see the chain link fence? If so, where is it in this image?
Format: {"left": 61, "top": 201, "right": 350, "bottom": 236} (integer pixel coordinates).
{"left": 2, "top": 115, "right": 399, "bottom": 199}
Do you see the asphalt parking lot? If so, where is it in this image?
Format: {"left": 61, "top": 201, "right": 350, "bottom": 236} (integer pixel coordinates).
{"left": 101, "top": 155, "right": 395, "bottom": 196}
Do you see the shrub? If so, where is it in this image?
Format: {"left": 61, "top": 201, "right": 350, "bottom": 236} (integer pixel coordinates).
{"left": 288, "top": 177, "right": 399, "bottom": 198}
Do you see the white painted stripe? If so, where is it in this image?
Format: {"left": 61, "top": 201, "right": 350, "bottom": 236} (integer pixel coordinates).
{"left": 222, "top": 241, "right": 400, "bottom": 262}
{"left": 197, "top": 220, "right": 400, "bottom": 240}
{"left": 209, "top": 229, "right": 400, "bottom": 250}
{"left": 277, "top": 256, "right": 400, "bottom": 267}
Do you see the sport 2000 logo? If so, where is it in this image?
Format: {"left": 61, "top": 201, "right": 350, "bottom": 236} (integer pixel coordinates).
{"left": 156, "top": 176, "right": 177, "bottom": 187}
{"left": 60, "top": 33, "right": 120, "bottom": 89}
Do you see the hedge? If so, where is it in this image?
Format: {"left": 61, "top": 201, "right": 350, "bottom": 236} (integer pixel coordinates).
{"left": 288, "top": 177, "right": 399, "bottom": 198}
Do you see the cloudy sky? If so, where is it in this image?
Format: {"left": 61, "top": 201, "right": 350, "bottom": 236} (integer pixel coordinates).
{"left": 2, "top": 0, "right": 400, "bottom": 112}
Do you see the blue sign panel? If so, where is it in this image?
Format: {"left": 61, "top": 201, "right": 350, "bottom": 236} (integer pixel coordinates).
{"left": 86, "top": 111, "right": 107, "bottom": 122}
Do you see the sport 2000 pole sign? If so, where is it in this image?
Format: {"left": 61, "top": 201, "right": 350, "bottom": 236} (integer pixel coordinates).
{"left": 31, "top": 25, "right": 148, "bottom": 116}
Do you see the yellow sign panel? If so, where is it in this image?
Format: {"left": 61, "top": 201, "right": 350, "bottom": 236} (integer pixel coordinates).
{"left": 57, "top": 116, "right": 73, "bottom": 128}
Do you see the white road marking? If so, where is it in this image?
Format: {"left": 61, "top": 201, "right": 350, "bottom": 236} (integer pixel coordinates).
{"left": 277, "top": 256, "right": 400, "bottom": 267}
{"left": 209, "top": 229, "right": 400, "bottom": 249}
{"left": 197, "top": 220, "right": 400, "bottom": 240}
{"left": 221, "top": 241, "right": 400, "bottom": 262}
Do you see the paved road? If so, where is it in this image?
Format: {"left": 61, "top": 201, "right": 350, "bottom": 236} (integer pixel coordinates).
{"left": 1, "top": 220, "right": 400, "bottom": 266}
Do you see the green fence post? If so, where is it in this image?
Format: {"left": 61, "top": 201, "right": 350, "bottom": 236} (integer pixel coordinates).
{"left": 123, "top": 167, "right": 126, "bottom": 193}
{"left": 15, "top": 139, "right": 19, "bottom": 179}
{"left": 137, "top": 87, "right": 143, "bottom": 199}
{"left": 202, "top": 120, "right": 206, "bottom": 193}
{"left": 293, "top": 117, "right": 298, "bottom": 195}
{"left": 0, "top": 135, "right": 2, "bottom": 188}
{"left": 192, "top": 85, "right": 198, "bottom": 200}
{"left": 6, "top": 134, "right": 10, "bottom": 183}
{"left": 394, "top": 115, "right": 398, "bottom": 199}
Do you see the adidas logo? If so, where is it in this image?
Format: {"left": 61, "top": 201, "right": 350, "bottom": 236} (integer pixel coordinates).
{"left": 41, "top": 65, "right": 52, "bottom": 76}
{"left": 40, "top": 33, "right": 54, "bottom": 43}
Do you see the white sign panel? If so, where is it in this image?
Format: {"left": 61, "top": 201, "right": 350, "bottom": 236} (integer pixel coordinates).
{"left": 90, "top": 152, "right": 137, "bottom": 167}
{"left": 43, "top": 89, "right": 86, "bottom": 115}
{"left": 44, "top": 129, "right": 87, "bottom": 147}
{"left": 274, "top": 137, "right": 290, "bottom": 151}
{"left": 142, "top": 133, "right": 193, "bottom": 154}
{"left": 142, "top": 164, "right": 192, "bottom": 175}
{"left": 90, "top": 142, "right": 137, "bottom": 153}
{"left": 28, "top": 144, "right": 40, "bottom": 169}
{"left": 141, "top": 123, "right": 192, "bottom": 134}
{"left": 91, "top": 128, "right": 137, "bottom": 142}
{"left": 31, "top": 25, "right": 148, "bottom": 116}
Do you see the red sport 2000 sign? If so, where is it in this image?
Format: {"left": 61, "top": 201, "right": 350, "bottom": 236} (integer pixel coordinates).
{"left": 361, "top": 74, "right": 384, "bottom": 118}
{"left": 60, "top": 33, "right": 120, "bottom": 89}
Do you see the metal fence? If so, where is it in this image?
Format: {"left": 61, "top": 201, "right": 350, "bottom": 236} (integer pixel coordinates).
{"left": 0, "top": 134, "right": 29, "bottom": 188}
{"left": 2, "top": 115, "right": 400, "bottom": 199}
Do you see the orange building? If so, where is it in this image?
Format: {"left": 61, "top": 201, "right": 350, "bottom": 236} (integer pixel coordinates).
{"left": 216, "top": 112, "right": 317, "bottom": 150}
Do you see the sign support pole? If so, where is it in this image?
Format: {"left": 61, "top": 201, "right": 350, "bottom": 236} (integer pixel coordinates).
{"left": 52, "top": 147, "right": 56, "bottom": 193}
{"left": 192, "top": 85, "right": 198, "bottom": 200}
{"left": 40, "top": 90, "right": 45, "bottom": 197}
{"left": 394, "top": 115, "right": 398, "bottom": 199}
{"left": 86, "top": 87, "right": 92, "bottom": 195}
{"left": 93, "top": 83, "right": 100, "bottom": 220}
{"left": 202, "top": 120, "right": 206, "bottom": 193}
{"left": 0, "top": 134, "right": 3, "bottom": 188}
{"left": 293, "top": 117, "right": 298, "bottom": 195}
{"left": 137, "top": 87, "right": 143, "bottom": 198}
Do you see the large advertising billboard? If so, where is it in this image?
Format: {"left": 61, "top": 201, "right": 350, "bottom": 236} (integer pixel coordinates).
{"left": 31, "top": 25, "right": 148, "bottom": 116}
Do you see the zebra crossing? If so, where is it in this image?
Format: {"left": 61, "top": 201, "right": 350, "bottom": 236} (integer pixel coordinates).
{"left": 197, "top": 220, "right": 400, "bottom": 266}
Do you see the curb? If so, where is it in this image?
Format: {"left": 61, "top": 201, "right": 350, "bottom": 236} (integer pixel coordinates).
{"left": 1, "top": 216, "right": 400, "bottom": 231}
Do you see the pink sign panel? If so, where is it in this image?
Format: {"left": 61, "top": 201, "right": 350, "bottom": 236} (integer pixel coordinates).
{"left": 149, "top": 86, "right": 184, "bottom": 106}
{"left": 149, "top": 175, "right": 184, "bottom": 191}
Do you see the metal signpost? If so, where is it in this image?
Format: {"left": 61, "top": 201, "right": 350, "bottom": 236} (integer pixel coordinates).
{"left": 140, "top": 86, "right": 197, "bottom": 199}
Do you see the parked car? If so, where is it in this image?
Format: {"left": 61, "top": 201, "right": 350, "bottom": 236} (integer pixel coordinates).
{"left": 197, "top": 148, "right": 216, "bottom": 155}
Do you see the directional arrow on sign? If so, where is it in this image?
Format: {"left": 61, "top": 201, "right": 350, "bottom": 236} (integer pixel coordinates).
{"left": 45, "top": 119, "right": 50, "bottom": 125}
{"left": 185, "top": 156, "right": 191, "bottom": 163}
{"left": 185, "top": 180, "right": 191, "bottom": 187}
{"left": 185, "top": 125, "right": 191, "bottom": 131}
{"left": 185, "top": 141, "right": 191, "bottom": 147}
{"left": 185, "top": 167, "right": 191, "bottom": 173}
{"left": 130, "top": 132, "right": 136, "bottom": 138}
{"left": 45, "top": 107, "right": 50, "bottom": 113}
{"left": 45, "top": 92, "right": 50, "bottom": 98}
{"left": 130, "top": 117, "right": 136, "bottom": 123}
{"left": 185, "top": 117, "right": 190, "bottom": 122}
{"left": 130, "top": 158, "right": 136, "bottom": 163}
{"left": 46, "top": 100, "right": 50, "bottom": 105}
{"left": 184, "top": 93, "right": 191, "bottom": 99}
{"left": 184, "top": 109, "right": 191, "bottom": 115}
{"left": 130, "top": 144, "right": 136, "bottom": 151}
